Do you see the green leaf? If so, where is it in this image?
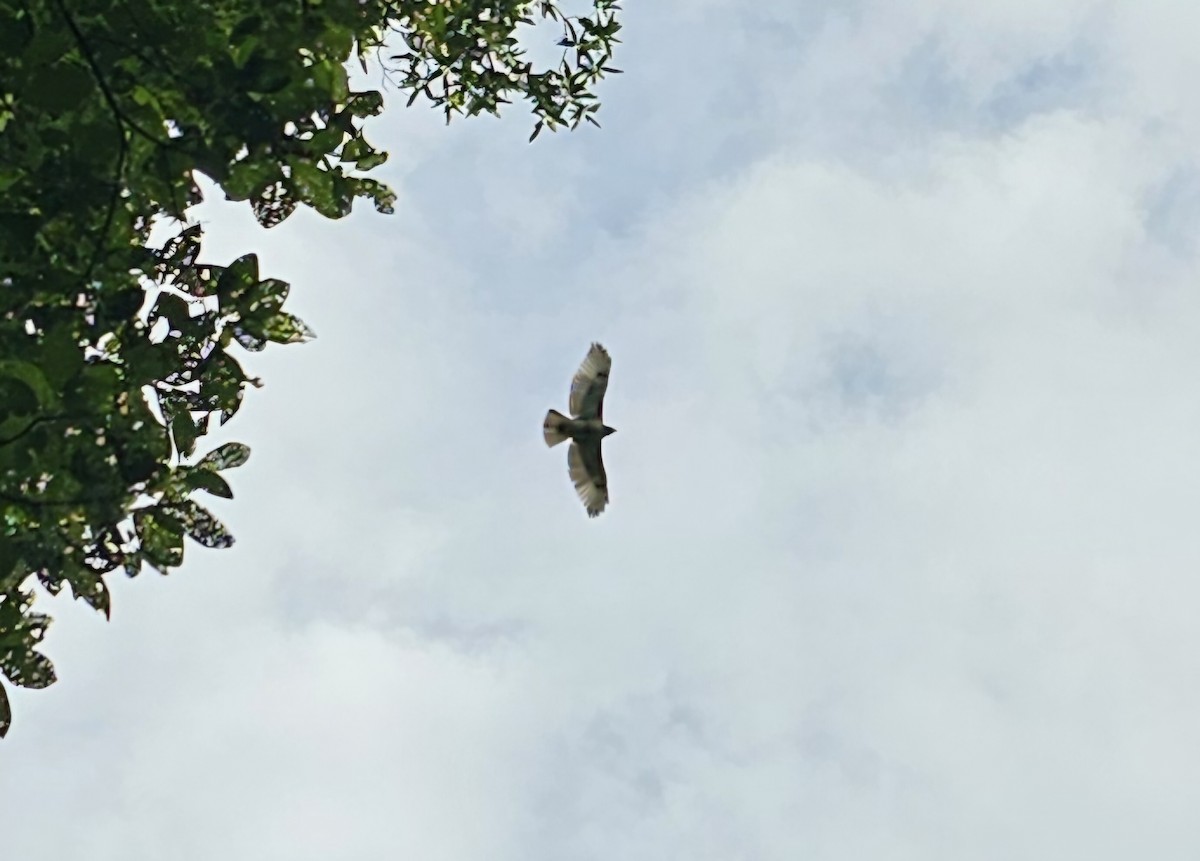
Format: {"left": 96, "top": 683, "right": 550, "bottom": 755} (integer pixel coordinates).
{"left": 121, "top": 340, "right": 177, "bottom": 386}
{"left": 242, "top": 54, "right": 291, "bottom": 95}
{"left": 245, "top": 278, "right": 289, "bottom": 316}
{"left": 260, "top": 311, "right": 316, "bottom": 345}
{"left": 223, "top": 160, "right": 282, "bottom": 202}
{"left": 315, "top": 25, "right": 355, "bottom": 62}
{"left": 231, "top": 324, "right": 268, "bottom": 352}
{"left": 0, "top": 16, "right": 31, "bottom": 56}
{"left": 160, "top": 499, "right": 234, "bottom": 549}
{"left": 0, "top": 590, "right": 49, "bottom": 650}
{"left": 198, "top": 442, "right": 251, "bottom": 471}
{"left": 311, "top": 59, "right": 350, "bottom": 103}
{"left": 217, "top": 254, "right": 260, "bottom": 304}
{"left": 156, "top": 224, "right": 203, "bottom": 268}
{"left": 25, "top": 63, "right": 95, "bottom": 113}
{"left": 1, "top": 647, "right": 57, "bottom": 690}
{"left": 346, "top": 90, "right": 384, "bottom": 117}
{"left": 97, "top": 284, "right": 148, "bottom": 327}
{"left": 0, "top": 377, "right": 37, "bottom": 425}
{"left": 171, "top": 411, "right": 201, "bottom": 457}
{"left": 37, "top": 568, "right": 64, "bottom": 596}
{"left": 325, "top": 173, "right": 357, "bottom": 219}
{"left": 39, "top": 324, "right": 83, "bottom": 389}
{"left": 251, "top": 181, "right": 298, "bottom": 228}
{"left": 183, "top": 468, "right": 233, "bottom": 499}
{"left": 351, "top": 178, "right": 396, "bottom": 215}
{"left": 64, "top": 568, "right": 111, "bottom": 619}
{"left": 231, "top": 34, "right": 261, "bottom": 69}
{"left": 22, "top": 26, "right": 71, "bottom": 65}
{"left": 307, "top": 126, "right": 346, "bottom": 157}
{"left": 149, "top": 292, "right": 193, "bottom": 328}
{"left": 341, "top": 136, "right": 388, "bottom": 170}
{"left": 289, "top": 160, "right": 336, "bottom": 214}
{"left": 119, "top": 436, "right": 167, "bottom": 485}
{"left": 134, "top": 509, "right": 185, "bottom": 573}
{"left": 0, "top": 360, "right": 58, "bottom": 411}
{"left": 204, "top": 348, "right": 252, "bottom": 422}
{"left": 0, "top": 682, "right": 10, "bottom": 739}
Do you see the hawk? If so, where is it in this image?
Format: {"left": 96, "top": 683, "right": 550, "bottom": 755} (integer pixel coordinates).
{"left": 543, "top": 343, "right": 617, "bottom": 517}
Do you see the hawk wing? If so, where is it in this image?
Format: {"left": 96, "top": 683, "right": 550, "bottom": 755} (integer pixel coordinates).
{"left": 568, "top": 342, "right": 611, "bottom": 420}
{"left": 567, "top": 439, "right": 608, "bottom": 518}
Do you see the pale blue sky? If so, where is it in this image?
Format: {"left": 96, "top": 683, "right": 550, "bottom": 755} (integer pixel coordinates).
{"left": 7, "top": 2, "right": 1200, "bottom": 859}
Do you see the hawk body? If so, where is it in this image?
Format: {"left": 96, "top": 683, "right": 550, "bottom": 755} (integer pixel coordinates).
{"left": 544, "top": 343, "right": 616, "bottom": 517}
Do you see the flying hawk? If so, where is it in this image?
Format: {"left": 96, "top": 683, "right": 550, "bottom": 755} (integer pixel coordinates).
{"left": 543, "top": 343, "right": 617, "bottom": 517}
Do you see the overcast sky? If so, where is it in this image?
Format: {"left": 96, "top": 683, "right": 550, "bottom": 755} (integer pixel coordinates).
{"left": 7, "top": 2, "right": 1200, "bottom": 858}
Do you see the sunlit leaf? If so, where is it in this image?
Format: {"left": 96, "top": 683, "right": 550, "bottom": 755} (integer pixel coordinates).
{"left": 261, "top": 311, "right": 316, "bottom": 345}
{"left": 160, "top": 499, "right": 234, "bottom": 549}
{"left": 198, "top": 442, "right": 251, "bottom": 471}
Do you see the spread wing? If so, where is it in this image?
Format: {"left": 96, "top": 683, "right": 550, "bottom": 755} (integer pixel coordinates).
{"left": 568, "top": 342, "right": 611, "bottom": 420}
{"left": 567, "top": 439, "right": 608, "bottom": 518}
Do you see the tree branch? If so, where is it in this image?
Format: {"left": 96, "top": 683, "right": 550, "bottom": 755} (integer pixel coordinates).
{"left": 0, "top": 414, "right": 77, "bottom": 448}
{"left": 0, "top": 490, "right": 127, "bottom": 510}
{"left": 53, "top": 0, "right": 173, "bottom": 149}
{"left": 82, "top": 131, "right": 128, "bottom": 289}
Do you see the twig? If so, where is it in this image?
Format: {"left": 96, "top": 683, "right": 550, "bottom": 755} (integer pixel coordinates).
{"left": 53, "top": 0, "right": 173, "bottom": 149}
{"left": 0, "top": 414, "right": 78, "bottom": 448}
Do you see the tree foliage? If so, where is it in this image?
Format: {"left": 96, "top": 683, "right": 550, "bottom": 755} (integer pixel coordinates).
{"left": 0, "top": 0, "right": 621, "bottom": 737}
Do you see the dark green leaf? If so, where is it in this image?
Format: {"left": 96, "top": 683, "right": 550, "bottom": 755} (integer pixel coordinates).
{"left": 149, "top": 292, "right": 193, "bottom": 328}
{"left": 351, "top": 178, "right": 396, "bottom": 215}
{"left": 121, "top": 340, "right": 177, "bottom": 386}
{"left": 160, "top": 499, "right": 234, "bottom": 549}
{"left": 25, "top": 63, "right": 95, "bottom": 113}
{"left": 223, "top": 160, "right": 282, "bottom": 202}
{"left": 39, "top": 325, "right": 83, "bottom": 389}
{"left": 289, "top": 160, "right": 336, "bottom": 214}
{"left": 0, "top": 377, "right": 37, "bottom": 423}
{"left": 0, "top": 361, "right": 57, "bottom": 411}
{"left": 183, "top": 468, "right": 234, "bottom": 499}
{"left": 232, "top": 325, "right": 268, "bottom": 352}
{"left": 1, "top": 647, "right": 56, "bottom": 690}
{"left": 171, "top": 411, "right": 201, "bottom": 457}
{"left": 65, "top": 569, "right": 111, "bottom": 619}
{"left": 244, "top": 278, "right": 289, "bottom": 317}
{"left": 346, "top": 90, "right": 384, "bottom": 117}
{"left": 134, "top": 509, "right": 185, "bottom": 572}
{"left": 251, "top": 181, "right": 298, "bottom": 228}
{"left": 198, "top": 442, "right": 251, "bottom": 471}
{"left": 217, "top": 254, "right": 261, "bottom": 304}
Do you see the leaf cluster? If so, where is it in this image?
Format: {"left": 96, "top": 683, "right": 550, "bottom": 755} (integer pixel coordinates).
{"left": 0, "top": 0, "right": 620, "bottom": 739}
{"left": 382, "top": 0, "right": 623, "bottom": 139}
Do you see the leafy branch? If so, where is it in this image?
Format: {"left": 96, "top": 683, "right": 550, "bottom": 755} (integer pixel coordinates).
{"left": 0, "top": 0, "right": 622, "bottom": 741}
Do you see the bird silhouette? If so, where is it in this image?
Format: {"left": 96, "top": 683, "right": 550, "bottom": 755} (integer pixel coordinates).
{"left": 543, "top": 343, "right": 616, "bottom": 517}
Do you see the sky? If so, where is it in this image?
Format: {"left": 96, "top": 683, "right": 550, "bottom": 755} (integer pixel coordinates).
{"left": 7, "top": 1, "right": 1200, "bottom": 858}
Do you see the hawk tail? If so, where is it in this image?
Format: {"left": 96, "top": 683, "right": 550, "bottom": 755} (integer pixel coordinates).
{"left": 543, "top": 409, "right": 570, "bottom": 447}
